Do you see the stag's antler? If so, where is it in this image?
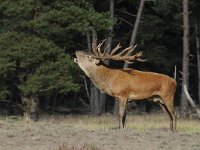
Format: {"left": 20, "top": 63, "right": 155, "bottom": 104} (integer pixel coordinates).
{"left": 92, "top": 40, "right": 146, "bottom": 64}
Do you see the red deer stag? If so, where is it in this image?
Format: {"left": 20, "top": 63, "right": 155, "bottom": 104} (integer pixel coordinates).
{"left": 74, "top": 40, "right": 177, "bottom": 132}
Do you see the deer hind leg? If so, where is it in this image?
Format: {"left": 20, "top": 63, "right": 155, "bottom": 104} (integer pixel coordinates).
{"left": 166, "top": 100, "right": 176, "bottom": 132}
{"left": 118, "top": 99, "right": 127, "bottom": 129}
{"left": 159, "top": 97, "right": 176, "bottom": 132}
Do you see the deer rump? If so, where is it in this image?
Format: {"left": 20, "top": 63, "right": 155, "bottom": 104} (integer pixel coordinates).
{"left": 74, "top": 40, "right": 177, "bottom": 132}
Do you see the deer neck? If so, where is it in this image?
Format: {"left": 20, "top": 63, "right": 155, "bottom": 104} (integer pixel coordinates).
{"left": 87, "top": 65, "right": 114, "bottom": 92}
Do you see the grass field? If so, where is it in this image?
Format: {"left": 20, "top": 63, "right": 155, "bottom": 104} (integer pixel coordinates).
{"left": 0, "top": 113, "right": 200, "bottom": 150}
{"left": 60, "top": 113, "right": 200, "bottom": 132}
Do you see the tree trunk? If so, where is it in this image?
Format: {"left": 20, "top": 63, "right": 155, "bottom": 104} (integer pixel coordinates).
{"left": 106, "top": 0, "right": 114, "bottom": 55}
{"left": 87, "top": 32, "right": 92, "bottom": 53}
{"left": 122, "top": 0, "right": 145, "bottom": 112}
{"left": 183, "top": 84, "right": 200, "bottom": 118}
{"left": 105, "top": 0, "right": 115, "bottom": 114}
{"left": 90, "top": 82, "right": 105, "bottom": 115}
{"left": 195, "top": 24, "right": 200, "bottom": 104}
{"left": 21, "top": 94, "right": 39, "bottom": 121}
{"left": 124, "top": 0, "right": 145, "bottom": 68}
{"left": 180, "top": 0, "right": 190, "bottom": 117}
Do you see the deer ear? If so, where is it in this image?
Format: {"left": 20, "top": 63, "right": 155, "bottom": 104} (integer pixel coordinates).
{"left": 94, "top": 59, "right": 100, "bottom": 65}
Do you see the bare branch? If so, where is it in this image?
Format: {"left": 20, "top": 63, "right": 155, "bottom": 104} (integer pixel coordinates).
{"left": 116, "top": 9, "right": 137, "bottom": 17}
{"left": 118, "top": 17, "right": 134, "bottom": 27}
{"left": 183, "top": 84, "right": 200, "bottom": 118}
{"left": 183, "top": 84, "right": 196, "bottom": 108}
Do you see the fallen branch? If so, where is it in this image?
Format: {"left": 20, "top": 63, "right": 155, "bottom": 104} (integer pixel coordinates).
{"left": 183, "top": 84, "right": 200, "bottom": 118}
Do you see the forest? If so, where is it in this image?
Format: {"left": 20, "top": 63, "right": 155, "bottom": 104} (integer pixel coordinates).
{"left": 0, "top": 0, "right": 200, "bottom": 120}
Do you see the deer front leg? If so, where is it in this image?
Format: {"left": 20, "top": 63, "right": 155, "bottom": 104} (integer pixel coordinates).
{"left": 118, "top": 99, "right": 127, "bottom": 129}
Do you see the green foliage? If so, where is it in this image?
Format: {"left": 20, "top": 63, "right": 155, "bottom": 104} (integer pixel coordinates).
{"left": 35, "top": 0, "right": 115, "bottom": 34}
{"left": 0, "top": 0, "right": 116, "bottom": 47}
{"left": 21, "top": 54, "right": 80, "bottom": 95}
{"left": 0, "top": 31, "right": 79, "bottom": 97}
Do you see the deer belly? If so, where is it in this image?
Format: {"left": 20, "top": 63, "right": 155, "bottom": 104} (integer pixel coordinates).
{"left": 128, "top": 92, "right": 153, "bottom": 100}
{"left": 128, "top": 93, "right": 145, "bottom": 100}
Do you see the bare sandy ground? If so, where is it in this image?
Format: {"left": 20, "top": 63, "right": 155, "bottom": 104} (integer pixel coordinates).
{"left": 0, "top": 115, "right": 200, "bottom": 150}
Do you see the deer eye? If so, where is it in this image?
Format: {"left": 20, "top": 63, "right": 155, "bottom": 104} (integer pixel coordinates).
{"left": 87, "top": 55, "right": 92, "bottom": 59}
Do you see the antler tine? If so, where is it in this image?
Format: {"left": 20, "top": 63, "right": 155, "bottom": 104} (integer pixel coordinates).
{"left": 97, "top": 39, "right": 106, "bottom": 54}
{"left": 109, "top": 44, "right": 146, "bottom": 63}
{"left": 125, "top": 60, "right": 134, "bottom": 64}
{"left": 132, "top": 44, "right": 137, "bottom": 49}
{"left": 92, "top": 40, "right": 97, "bottom": 49}
{"left": 92, "top": 40, "right": 99, "bottom": 55}
{"left": 103, "top": 44, "right": 110, "bottom": 55}
{"left": 91, "top": 39, "right": 110, "bottom": 61}
{"left": 122, "top": 45, "right": 137, "bottom": 56}
{"left": 136, "top": 58, "right": 147, "bottom": 62}
{"left": 135, "top": 51, "right": 147, "bottom": 62}
{"left": 113, "top": 45, "right": 134, "bottom": 57}
{"left": 124, "top": 51, "right": 143, "bottom": 60}
{"left": 110, "top": 43, "right": 122, "bottom": 55}
{"left": 125, "top": 44, "right": 138, "bottom": 56}
{"left": 134, "top": 51, "right": 143, "bottom": 57}
{"left": 126, "top": 51, "right": 146, "bottom": 62}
